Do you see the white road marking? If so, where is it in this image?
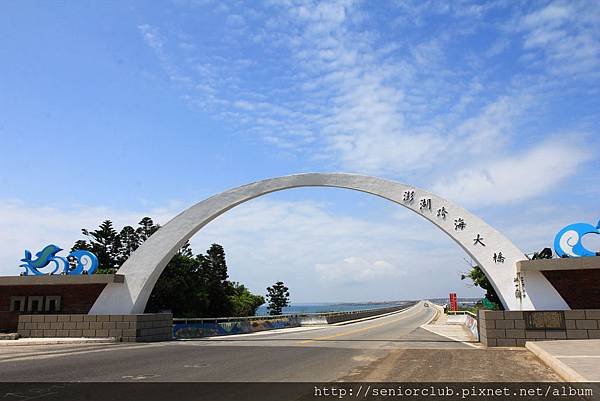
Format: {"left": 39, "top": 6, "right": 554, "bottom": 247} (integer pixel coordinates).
{"left": 0, "top": 342, "right": 172, "bottom": 363}
{"left": 556, "top": 355, "right": 600, "bottom": 358}
{"left": 122, "top": 374, "right": 160, "bottom": 380}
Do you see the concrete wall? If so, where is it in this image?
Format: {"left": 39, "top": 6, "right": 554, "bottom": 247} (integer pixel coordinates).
{"left": 317, "top": 305, "right": 405, "bottom": 324}
{"left": 173, "top": 316, "right": 300, "bottom": 339}
{"left": 173, "top": 305, "right": 411, "bottom": 339}
{"left": 464, "top": 314, "right": 479, "bottom": 341}
{"left": 479, "top": 310, "right": 600, "bottom": 347}
{"left": 17, "top": 313, "right": 172, "bottom": 342}
{"left": 446, "top": 313, "right": 479, "bottom": 341}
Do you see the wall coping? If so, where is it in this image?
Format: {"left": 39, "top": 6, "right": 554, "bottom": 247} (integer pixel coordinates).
{"left": 0, "top": 274, "right": 124, "bottom": 286}
{"left": 517, "top": 256, "right": 600, "bottom": 272}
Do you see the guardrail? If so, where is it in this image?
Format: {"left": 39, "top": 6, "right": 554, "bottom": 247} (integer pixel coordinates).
{"left": 447, "top": 310, "right": 477, "bottom": 318}
{"left": 172, "top": 302, "right": 416, "bottom": 339}
{"left": 173, "top": 314, "right": 299, "bottom": 325}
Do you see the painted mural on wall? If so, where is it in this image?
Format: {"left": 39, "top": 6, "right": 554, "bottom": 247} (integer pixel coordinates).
{"left": 20, "top": 244, "right": 99, "bottom": 275}
{"left": 173, "top": 317, "right": 299, "bottom": 339}
{"left": 554, "top": 220, "right": 600, "bottom": 258}
{"left": 464, "top": 314, "right": 479, "bottom": 341}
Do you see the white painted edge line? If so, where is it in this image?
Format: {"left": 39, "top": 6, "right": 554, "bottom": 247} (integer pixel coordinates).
{"left": 423, "top": 304, "right": 442, "bottom": 326}
{"left": 525, "top": 342, "right": 589, "bottom": 382}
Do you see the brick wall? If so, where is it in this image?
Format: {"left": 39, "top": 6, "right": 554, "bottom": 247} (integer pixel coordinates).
{"left": 479, "top": 310, "right": 600, "bottom": 347}
{"left": 17, "top": 313, "right": 173, "bottom": 342}
{"left": 0, "top": 284, "right": 106, "bottom": 332}
{"left": 541, "top": 270, "right": 600, "bottom": 309}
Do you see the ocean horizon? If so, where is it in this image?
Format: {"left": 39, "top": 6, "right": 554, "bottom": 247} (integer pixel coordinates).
{"left": 254, "top": 298, "right": 481, "bottom": 316}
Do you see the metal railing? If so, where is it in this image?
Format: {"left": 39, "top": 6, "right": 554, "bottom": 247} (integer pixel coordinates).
{"left": 447, "top": 310, "right": 478, "bottom": 318}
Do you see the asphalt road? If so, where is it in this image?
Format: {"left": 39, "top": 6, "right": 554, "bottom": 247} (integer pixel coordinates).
{"left": 0, "top": 302, "right": 560, "bottom": 382}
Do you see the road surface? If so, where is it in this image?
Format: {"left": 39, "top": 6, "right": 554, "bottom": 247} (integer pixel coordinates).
{"left": 0, "top": 302, "right": 559, "bottom": 382}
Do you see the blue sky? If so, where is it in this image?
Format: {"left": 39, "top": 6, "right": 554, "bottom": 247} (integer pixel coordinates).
{"left": 1, "top": 0, "right": 598, "bottom": 302}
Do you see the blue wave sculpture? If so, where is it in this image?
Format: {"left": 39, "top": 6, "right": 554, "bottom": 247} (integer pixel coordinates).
{"left": 20, "top": 245, "right": 99, "bottom": 275}
{"left": 554, "top": 220, "right": 600, "bottom": 258}
{"left": 67, "top": 249, "right": 99, "bottom": 275}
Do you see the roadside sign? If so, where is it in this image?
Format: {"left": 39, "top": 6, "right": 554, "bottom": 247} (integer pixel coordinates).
{"left": 449, "top": 292, "right": 458, "bottom": 311}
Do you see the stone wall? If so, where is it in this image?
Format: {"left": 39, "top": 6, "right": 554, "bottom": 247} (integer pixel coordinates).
{"left": 479, "top": 310, "right": 600, "bottom": 347}
{"left": 0, "top": 283, "right": 107, "bottom": 332}
{"left": 17, "top": 313, "right": 172, "bottom": 342}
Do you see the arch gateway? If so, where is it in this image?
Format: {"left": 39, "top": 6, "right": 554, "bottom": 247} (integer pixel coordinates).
{"left": 89, "top": 173, "right": 569, "bottom": 314}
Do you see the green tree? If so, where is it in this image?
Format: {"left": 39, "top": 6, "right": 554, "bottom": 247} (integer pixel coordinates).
{"left": 461, "top": 265, "right": 503, "bottom": 310}
{"left": 136, "top": 217, "right": 159, "bottom": 242}
{"left": 266, "top": 281, "right": 290, "bottom": 315}
{"left": 73, "top": 218, "right": 265, "bottom": 317}
{"left": 197, "top": 244, "right": 231, "bottom": 317}
{"left": 177, "top": 241, "right": 193, "bottom": 257}
{"left": 228, "top": 283, "right": 265, "bottom": 317}
{"left": 72, "top": 217, "right": 160, "bottom": 272}
{"left": 72, "top": 220, "right": 121, "bottom": 273}
{"left": 145, "top": 253, "right": 202, "bottom": 317}
{"left": 118, "top": 225, "right": 140, "bottom": 266}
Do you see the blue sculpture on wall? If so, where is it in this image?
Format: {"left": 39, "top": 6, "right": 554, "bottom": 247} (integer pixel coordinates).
{"left": 20, "top": 245, "right": 99, "bottom": 275}
{"left": 554, "top": 221, "right": 600, "bottom": 258}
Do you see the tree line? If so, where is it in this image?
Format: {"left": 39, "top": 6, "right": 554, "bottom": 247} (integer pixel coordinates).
{"left": 72, "top": 218, "right": 289, "bottom": 317}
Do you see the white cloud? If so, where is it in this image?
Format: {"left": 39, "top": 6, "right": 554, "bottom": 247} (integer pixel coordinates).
{"left": 517, "top": 2, "right": 600, "bottom": 75}
{"left": 135, "top": 1, "right": 597, "bottom": 206}
{"left": 315, "top": 256, "right": 403, "bottom": 284}
{"left": 0, "top": 196, "right": 480, "bottom": 301}
{"left": 433, "top": 136, "right": 592, "bottom": 206}
{"left": 454, "top": 95, "right": 531, "bottom": 155}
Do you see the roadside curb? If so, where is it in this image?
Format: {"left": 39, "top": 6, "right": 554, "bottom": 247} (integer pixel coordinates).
{"left": 525, "top": 341, "right": 588, "bottom": 382}
{"left": 0, "top": 333, "right": 20, "bottom": 340}
{"left": 424, "top": 304, "right": 443, "bottom": 325}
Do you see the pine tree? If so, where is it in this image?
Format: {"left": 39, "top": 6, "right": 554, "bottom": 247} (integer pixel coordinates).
{"left": 136, "top": 217, "right": 159, "bottom": 242}
{"left": 197, "top": 244, "right": 231, "bottom": 317}
{"left": 118, "top": 225, "right": 140, "bottom": 266}
{"left": 266, "top": 281, "right": 290, "bottom": 315}
{"left": 74, "top": 220, "right": 121, "bottom": 273}
{"left": 72, "top": 218, "right": 265, "bottom": 318}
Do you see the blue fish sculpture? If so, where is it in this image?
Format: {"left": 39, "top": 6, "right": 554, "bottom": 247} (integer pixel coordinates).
{"left": 20, "top": 244, "right": 68, "bottom": 275}
{"left": 554, "top": 220, "right": 600, "bottom": 258}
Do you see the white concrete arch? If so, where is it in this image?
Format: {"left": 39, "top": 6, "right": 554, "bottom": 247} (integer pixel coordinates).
{"left": 89, "top": 173, "right": 568, "bottom": 314}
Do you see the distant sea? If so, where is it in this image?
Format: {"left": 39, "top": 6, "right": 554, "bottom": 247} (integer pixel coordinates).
{"left": 254, "top": 298, "right": 481, "bottom": 316}
{"left": 255, "top": 300, "right": 411, "bottom": 316}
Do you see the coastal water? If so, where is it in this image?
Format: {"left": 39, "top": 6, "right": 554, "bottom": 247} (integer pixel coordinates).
{"left": 255, "top": 301, "right": 412, "bottom": 316}
{"left": 255, "top": 298, "right": 481, "bottom": 316}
